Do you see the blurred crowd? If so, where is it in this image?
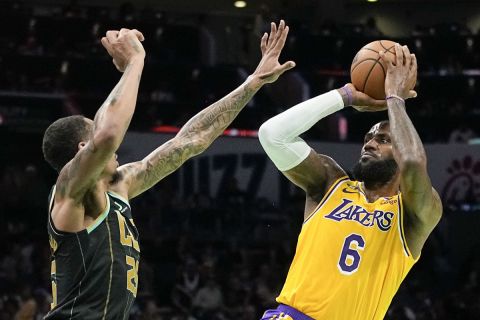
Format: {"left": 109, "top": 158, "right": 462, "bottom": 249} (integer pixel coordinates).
{"left": 1, "top": 1, "right": 480, "bottom": 319}
{"left": 0, "top": 163, "right": 479, "bottom": 319}
{"left": 0, "top": 1, "right": 479, "bottom": 142}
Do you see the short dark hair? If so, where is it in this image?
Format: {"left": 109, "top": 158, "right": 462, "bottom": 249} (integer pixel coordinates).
{"left": 42, "top": 115, "right": 91, "bottom": 172}
{"left": 366, "top": 120, "right": 390, "bottom": 135}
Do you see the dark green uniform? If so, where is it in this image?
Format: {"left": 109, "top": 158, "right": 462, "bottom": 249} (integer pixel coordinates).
{"left": 45, "top": 187, "right": 140, "bottom": 320}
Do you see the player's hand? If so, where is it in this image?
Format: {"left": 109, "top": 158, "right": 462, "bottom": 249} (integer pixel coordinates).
{"left": 101, "top": 28, "right": 145, "bottom": 72}
{"left": 250, "top": 20, "right": 296, "bottom": 87}
{"left": 341, "top": 83, "right": 387, "bottom": 112}
{"left": 380, "top": 44, "right": 417, "bottom": 100}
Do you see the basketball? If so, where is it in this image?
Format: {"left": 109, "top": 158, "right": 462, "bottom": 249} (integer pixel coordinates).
{"left": 350, "top": 40, "right": 398, "bottom": 100}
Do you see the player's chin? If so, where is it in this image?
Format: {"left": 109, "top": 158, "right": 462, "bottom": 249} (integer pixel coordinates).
{"left": 359, "top": 155, "right": 376, "bottom": 163}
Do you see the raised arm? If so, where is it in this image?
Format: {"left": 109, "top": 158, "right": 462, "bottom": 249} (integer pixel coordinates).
{"left": 382, "top": 44, "right": 442, "bottom": 258}
{"left": 258, "top": 83, "right": 386, "bottom": 216}
{"left": 118, "top": 20, "right": 295, "bottom": 199}
{"left": 52, "top": 29, "right": 145, "bottom": 231}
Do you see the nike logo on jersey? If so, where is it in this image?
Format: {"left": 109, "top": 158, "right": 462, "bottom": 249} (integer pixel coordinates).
{"left": 342, "top": 187, "right": 359, "bottom": 194}
{"left": 342, "top": 182, "right": 362, "bottom": 194}
{"left": 324, "top": 198, "right": 394, "bottom": 231}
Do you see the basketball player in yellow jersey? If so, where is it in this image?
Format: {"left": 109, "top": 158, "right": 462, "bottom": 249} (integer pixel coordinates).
{"left": 258, "top": 44, "right": 442, "bottom": 320}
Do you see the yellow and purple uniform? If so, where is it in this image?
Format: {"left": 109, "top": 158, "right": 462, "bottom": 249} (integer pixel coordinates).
{"left": 276, "top": 176, "right": 418, "bottom": 320}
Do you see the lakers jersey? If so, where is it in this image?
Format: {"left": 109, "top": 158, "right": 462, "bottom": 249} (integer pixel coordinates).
{"left": 45, "top": 186, "right": 140, "bottom": 320}
{"left": 277, "top": 177, "right": 418, "bottom": 320}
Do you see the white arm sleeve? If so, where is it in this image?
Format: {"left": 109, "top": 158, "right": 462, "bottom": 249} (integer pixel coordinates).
{"left": 258, "top": 90, "right": 344, "bottom": 171}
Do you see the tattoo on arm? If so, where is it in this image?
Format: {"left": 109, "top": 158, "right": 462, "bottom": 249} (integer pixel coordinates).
{"left": 93, "top": 64, "right": 133, "bottom": 133}
{"left": 180, "top": 84, "right": 254, "bottom": 140}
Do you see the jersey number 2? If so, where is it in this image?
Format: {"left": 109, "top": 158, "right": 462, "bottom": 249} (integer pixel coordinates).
{"left": 338, "top": 234, "right": 365, "bottom": 275}
{"left": 117, "top": 213, "right": 140, "bottom": 297}
{"left": 126, "top": 255, "right": 139, "bottom": 296}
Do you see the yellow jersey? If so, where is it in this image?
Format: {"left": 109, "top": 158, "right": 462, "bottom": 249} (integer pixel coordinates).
{"left": 277, "top": 176, "right": 418, "bottom": 320}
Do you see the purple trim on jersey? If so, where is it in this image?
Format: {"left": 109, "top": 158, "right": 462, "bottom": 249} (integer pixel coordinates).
{"left": 261, "top": 304, "right": 314, "bottom": 320}
{"left": 397, "top": 196, "right": 410, "bottom": 257}
{"left": 303, "top": 176, "right": 349, "bottom": 224}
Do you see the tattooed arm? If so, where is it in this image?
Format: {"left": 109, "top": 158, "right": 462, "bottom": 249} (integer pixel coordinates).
{"left": 57, "top": 29, "right": 145, "bottom": 200}
{"left": 118, "top": 20, "right": 296, "bottom": 199}
{"left": 382, "top": 44, "right": 442, "bottom": 259}
{"left": 51, "top": 29, "right": 145, "bottom": 232}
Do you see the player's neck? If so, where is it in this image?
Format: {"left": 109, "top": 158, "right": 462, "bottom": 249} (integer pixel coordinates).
{"left": 360, "top": 175, "right": 400, "bottom": 202}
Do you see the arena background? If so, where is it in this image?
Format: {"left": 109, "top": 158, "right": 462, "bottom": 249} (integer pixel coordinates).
{"left": 0, "top": 0, "right": 479, "bottom": 319}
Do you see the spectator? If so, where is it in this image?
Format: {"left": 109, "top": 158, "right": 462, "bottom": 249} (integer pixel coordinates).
{"left": 192, "top": 278, "right": 223, "bottom": 318}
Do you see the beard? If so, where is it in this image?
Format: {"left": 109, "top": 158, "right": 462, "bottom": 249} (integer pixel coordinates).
{"left": 352, "top": 158, "right": 398, "bottom": 189}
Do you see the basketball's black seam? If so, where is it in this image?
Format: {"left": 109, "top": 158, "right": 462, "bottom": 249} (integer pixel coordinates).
{"left": 364, "top": 55, "right": 387, "bottom": 98}
{"left": 376, "top": 55, "right": 386, "bottom": 77}
{"left": 379, "top": 40, "right": 396, "bottom": 53}
{"left": 378, "top": 41, "right": 395, "bottom": 74}
{"left": 351, "top": 48, "right": 380, "bottom": 70}
{"left": 379, "top": 41, "right": 396, "bottom": 68}
{"left": 379, "top": 40, "right": 390, "bottom": 51}
{"left": 364, "top": 41, "right": 393, "bottom": 96}
{"left": 351, "top": 58, "right": 380, "bottom": 73}
{"left": 361, "top": 58, "right": 380, "bottom": 92}
{"left": 362, "top": 47, "right": 379, "bottom": 54}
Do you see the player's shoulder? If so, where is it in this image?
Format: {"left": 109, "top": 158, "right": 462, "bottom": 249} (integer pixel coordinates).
{"left": 321, "top": 175, "right": 353, "bottom": 197}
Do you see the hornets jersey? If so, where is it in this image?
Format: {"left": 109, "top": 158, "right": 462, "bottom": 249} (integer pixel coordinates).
{"left": 277, "top": 176, "right": 418, "bottom": 320}
{"left": 45, "top": 186, "right": 140, "bottom": 320}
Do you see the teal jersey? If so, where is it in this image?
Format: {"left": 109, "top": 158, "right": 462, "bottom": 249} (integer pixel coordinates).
{"left": 45, "top": 187, "right": 140, "bottom": 320}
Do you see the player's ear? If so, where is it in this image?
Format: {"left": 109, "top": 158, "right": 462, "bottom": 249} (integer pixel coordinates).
{"left": 78, "top": 141, "right": 87, "bottom": 150}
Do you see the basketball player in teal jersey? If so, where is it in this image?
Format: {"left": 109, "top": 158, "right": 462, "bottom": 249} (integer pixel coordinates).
{"left": 42, "top": 22, "right": 295, "bottom": 319}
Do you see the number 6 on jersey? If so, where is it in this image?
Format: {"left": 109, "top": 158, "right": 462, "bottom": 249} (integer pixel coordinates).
{"left": 338, "top": 234, "right": 365, "bottom": 275}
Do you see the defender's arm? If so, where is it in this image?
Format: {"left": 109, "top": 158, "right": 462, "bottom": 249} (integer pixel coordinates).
{"left": 119, "top": 20, "right": 295, "bottom": 199}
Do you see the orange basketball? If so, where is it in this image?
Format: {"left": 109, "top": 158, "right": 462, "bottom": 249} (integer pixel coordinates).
{"left": 350, "top": 40, "right": 398, "bottom": 100}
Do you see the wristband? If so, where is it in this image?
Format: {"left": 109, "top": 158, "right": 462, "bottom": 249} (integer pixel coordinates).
{"left": 386, "top": 94, "right": 405, "bottom": 103}
{"left": 340, "top": 85, "right": 353, "bottom": 106}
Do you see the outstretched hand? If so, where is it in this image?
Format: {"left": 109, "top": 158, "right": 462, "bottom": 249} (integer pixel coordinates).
{"left": 251, "top": 20, "right": 296, "bottom": 85}
{"left": 380, "top": 44, "right": 417, "bottom": 100}
{"left": 101, "top": 28, "right": 145, "bottom": 72}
